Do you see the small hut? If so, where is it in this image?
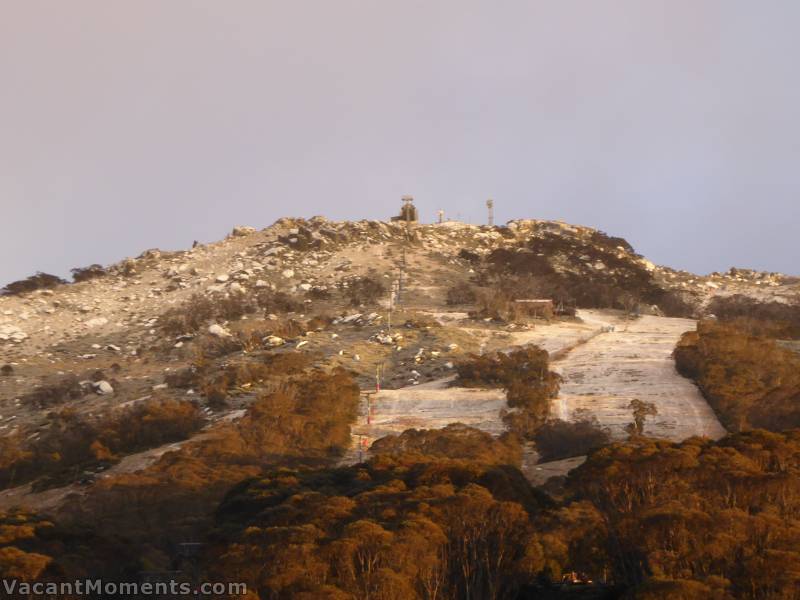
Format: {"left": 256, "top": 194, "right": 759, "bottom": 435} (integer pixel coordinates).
{"left": 511, "top": 299, "right": 554, "bottom": 321}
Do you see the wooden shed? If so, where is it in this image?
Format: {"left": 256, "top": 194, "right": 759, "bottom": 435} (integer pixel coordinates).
{"left": 512, "top": 299, "right": 554, "bottom": 320}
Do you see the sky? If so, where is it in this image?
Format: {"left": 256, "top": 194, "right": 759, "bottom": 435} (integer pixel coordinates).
{"left": 1, "top": 1, "right": 798, "bottom": 287}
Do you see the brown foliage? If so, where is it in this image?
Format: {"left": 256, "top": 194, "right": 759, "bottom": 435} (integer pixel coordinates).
{"left": 1, "top": 272, "right": 66, "bottom": 296}
{"left": 533, "top": 417, "right": 611, "bottom": 462}
{"left": 370, "top": 424, "right": 522, "bottom": 466}
{"left": 708, "top": 294, "right": 800, "bottom": 339}
{"left": 55, "top": 369, "right": 361, "bottom": 565}
{"left": 71, "top": 263, "right": 106, "bottom": 283}
{"left": 445, "top": 282, "right": 477, "bottom": 306}
{"left": 0, "top": 398, "right": 204, "bottom": 490}
{"left": 159, "top": 290, "right": 303, "bottom": 337}
{"left": 208, "top": 456, "right": 549, "bottom": 600}
{"left": 457, "top": 347, "right": 561, "bottom": 440}
{"left": 565, "top": 431, "right": 800, "bottom": 597}
{"left": 675, "top": 320, "right": 800, "bottom": 431}
{"left": 20, "top": 374, "right": 85, "bottom": 409}
{"left": 341, "top": 275, "right": 386, "bottom": 307}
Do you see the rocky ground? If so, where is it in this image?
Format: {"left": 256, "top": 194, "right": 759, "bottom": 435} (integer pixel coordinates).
{"left": 1, "top": 216, "right": 797, "bottom": 507}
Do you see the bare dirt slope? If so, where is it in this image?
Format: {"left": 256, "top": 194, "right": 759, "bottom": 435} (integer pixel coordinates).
{"left": 553, "top": 314, "right": 727, "bottom": 441}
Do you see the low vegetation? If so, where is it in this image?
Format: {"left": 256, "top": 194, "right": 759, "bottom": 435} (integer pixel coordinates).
{"left": 445, "top": 281, "right": 477, "bottom": 305}
{"left": 707, "top": 294, "right": 800, "bottom": 339}
{"left": 19, "top": 374, "right": 86, "bottom": 409}
{"left": 0, "top": 397, "right": 205, "bottom": 490}
{"left": 340, "top": 274, "right": 386, "bottom": 306}
{"left": 70, "top": 263, "right": 107, "bottom": 283}
{"left": 56, "top": 368, "right": 361, "bottom": 560}
{"left": 533, "top": 416, "right": 611, "bottom": 462}
{"left": 370, "top": 423, "right": 522, "bottom": 466}
{"left": 472, "top": 232, "right": 695, "bottom": 317}
{"left": 1, "top": 272, "right": 66, "bottom": 296}
{"left": 168, "top": 350, "right": 311, "bottom": 408}
{"left": 159, "top": 290, "right": 303, "bottom": 336}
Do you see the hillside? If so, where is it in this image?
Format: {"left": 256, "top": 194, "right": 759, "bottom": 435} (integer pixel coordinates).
{"left": 3, "top": 215, "right": 800, "bottom": 597}
{"left": 1, "top": 216, "right": 796, "bottom": 490}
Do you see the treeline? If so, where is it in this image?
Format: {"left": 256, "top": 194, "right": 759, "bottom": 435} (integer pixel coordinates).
{"left": 4, "top": 425, "right": 800, "bottom": 598}
{"left": 0, "top": 397, "right": 204, "bottom": 490}
{"left": 564, "top": 430, "right": 800, "bottom": 599}
{"left": 675, "top": 320, "right": 800, "bottom": 431}
{"left": 200, "top": 429, "right": 800, "bottom": 599}
{"left": 707, "top": 295, "right": 800, "bottom": 339}
{"left": 207, "top": 450, "right": 550, "bottom": 600}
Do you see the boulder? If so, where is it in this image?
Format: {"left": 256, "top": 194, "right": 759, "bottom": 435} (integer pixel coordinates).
{"left": 231, "top": 226, "right": 257, "bottom": 237}
{"left": 94, "top": 380, "right": 114, "bottom": 395}
{"left": 208, "top": 323, "right": 232, "bottom": 338}
{"left": 85, "top": 317, "right": 109, "bottom": 328}
{"left": 265, "top": 335, "right": 285, "bottom": 347}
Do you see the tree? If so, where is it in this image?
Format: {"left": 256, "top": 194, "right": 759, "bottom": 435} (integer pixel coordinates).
{"left": 625, "top": 399, "right": 657, "bottom": 437}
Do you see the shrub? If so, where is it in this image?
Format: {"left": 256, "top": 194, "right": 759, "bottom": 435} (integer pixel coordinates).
{"left": 370, "top": 424, "right": 522, "bottom": 465}
{"left": 456, "top": 346, "right": 559, "bottom": 393}
{"left": 458, "top": 248, "right": 481, "bottom": 263}
{"left": 256, "top": 290, "right": 303, "bottom": 313}
{"left": 21, "top": 375, "right": 85, "bottom": 409}
{"left": 1, "top": 272, "right": 66, "bottom": 296}
{"left": 446, "top": 282, "right": 477, "bottom": 305}
{"left": 159, "top": 291, "right": 304, "bottom": 337}
{"left": 708, "top": 294, "right": 800, "bottom": 338}
{"left": 71, "top": 264, "right": 106, "bottom": 283}
{"left": 534, "top": 418, "right": 611, "bottom": 462}
{"left": 340, "top": 275, "right": 386, "bottom": 306}
{"left": 159, "top": 294, "right": 216, "bottom": 336}
{"left": 305, "top": 287, "right": 331, "bottom": 301}
{"left": 0, "top": 398, "right": 204, "bottom": 490}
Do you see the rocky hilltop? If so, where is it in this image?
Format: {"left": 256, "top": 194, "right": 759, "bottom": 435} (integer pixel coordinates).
{"left": 2, "top": 217, "right": 795, "bottom": 356}
{"left": 0, "top": 214, "right": 797, "bottom": 512}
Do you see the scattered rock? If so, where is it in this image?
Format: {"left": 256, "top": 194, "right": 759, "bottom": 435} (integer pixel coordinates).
{"left": 231, "top": 226, "right": 257, "bottom": 237}
{"left": 216, "top": 274, "right": 230, "bottom": 283}
{"left": 265, "top": 335, "right": 285, "bottom": 347}
{"left": 94, "top": 380, "right": 114, "bottom": 395}
{"left": 0, "top": 325, "right": 27, "bottom": 343}
{"left": 208, "top": 323, "right": 232, "bottom": 338}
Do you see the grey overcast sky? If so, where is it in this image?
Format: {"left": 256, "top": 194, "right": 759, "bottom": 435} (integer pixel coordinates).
{"left": 1, "top": 1, "right": 798, "bottom": 286}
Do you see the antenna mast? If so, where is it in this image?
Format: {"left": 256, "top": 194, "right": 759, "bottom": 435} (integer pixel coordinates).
{"left": 486, "top": 198, "right": 494, "bottom": 226}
